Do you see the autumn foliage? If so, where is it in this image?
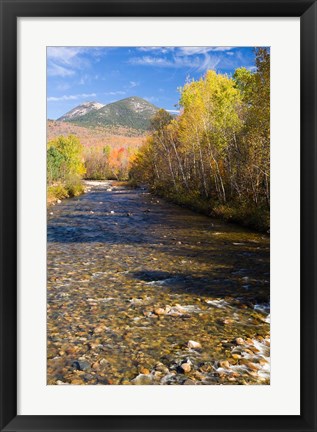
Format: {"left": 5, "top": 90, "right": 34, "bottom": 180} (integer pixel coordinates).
{"left": 47, "top": 121, "right": 144, "bottom": 183}
{"left": 130, "top": 48, "right": 270, "bottom": 231}
{"left": 83, "top": 145, "right": 136, "bottom": 180}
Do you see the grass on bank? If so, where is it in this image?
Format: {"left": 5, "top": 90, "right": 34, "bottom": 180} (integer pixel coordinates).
{"left": 47, "top": 179, "right": 84, "bottom": 205}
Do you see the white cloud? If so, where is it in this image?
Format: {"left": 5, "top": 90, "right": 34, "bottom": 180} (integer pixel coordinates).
{"left": 128, "top": 55, "right": 200, "bottom": 69}
{"left": 177, "top": 47, "right": 233, "bottom": 56}
{"left": 47, "top": 63, "right": 75, "bottom": 77}
{"left": 127, "top": 47, "right": 240, "bottom": 74}
{"left": 47, "top": 93, "right": 96, "bottom": 102}
{"left": 47, "top": 47, "right": 86, "bottom": 64}
{"left": 166, "top": 109, "right": 180, "bottom": 114}
{"left": 128, "top": 53, "right": 221, "bottom": 72}
{"left": 137, "top": 47, "right": 174, "bottom": 54}
{"left": 135, "top": 46, "right": 234, "bottom": 57}
{"left": 211, "top": 47, "right": 234, "bottom": 52}
{"left": 129, "top": 81, "right": 139, "bottom": 88}
{"left": 79, "top": 74, "right": 89, "bottom": 85}
{"left": 47, "top": 47, "right": 102, "bottom": 78}
{"left": 197, "top": 54, "right": 221, "bottom": 72}
{"left": 104, "top": 91, "right": 126, "bottom": 96}
{"left": 57, "top": 83, "right": 71, "bottom": 91}
{"left": 247, "top": 66, "right": 257, "bottom": 72}
{"left": 143, "top": 96, "right": 160, "bottom": 103}
{"left": 128, "top": 56, "right": 174, "bottom": 67}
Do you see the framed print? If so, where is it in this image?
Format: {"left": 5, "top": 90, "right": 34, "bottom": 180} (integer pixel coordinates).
{"left": 0, "top": 0, "right": 316, "bottom": 431}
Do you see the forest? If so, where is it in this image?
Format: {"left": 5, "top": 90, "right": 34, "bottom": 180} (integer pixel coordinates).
{"left": 47, "top": 135, "right": 132, "bottom": 202}
{"left": 130, "top": 48, "right": 270, "bottom": 231}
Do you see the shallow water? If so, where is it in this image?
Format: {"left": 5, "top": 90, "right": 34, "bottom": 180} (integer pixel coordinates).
{"left": 47, "top": 180, "right": 270, "bottom": 385}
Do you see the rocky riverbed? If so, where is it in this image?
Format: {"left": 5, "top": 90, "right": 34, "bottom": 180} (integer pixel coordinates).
{"left": 47, "top": 180, "right": 270, "bottom": 385}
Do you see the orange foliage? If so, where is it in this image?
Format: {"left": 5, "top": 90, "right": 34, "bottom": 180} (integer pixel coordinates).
{"left": 47, "top": 120, "right": 146, "bottom": 180}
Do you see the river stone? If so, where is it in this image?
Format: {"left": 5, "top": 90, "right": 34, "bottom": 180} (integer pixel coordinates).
{"left": 180, "top": 362, "right": 191, "bottom": 373}
{"left": 246, "top": 362, "right": 261, "bottom": 371}
{"left": 199, "top": 362, "right": 213, "bottom": 373}
{"left": 72, "top": 360, "right": 91, "bottom": 371}
{"left": 131, "top": 374, "right": 153, "bottom": 385}
{"left": 155, "top": 363, "right": 169, "bottom": 374}
{"left": 71, "top": 379, "right": 83, "bottom": 385}
{"left": 232, "top": 354, "right": 241, "bottom": 360}
{"left": 154, "top": 307, "right": 166, "bottom": 316}
{"left": 219, "top": 360, "right": 230, "bottom": 369}
{"left": 193, "top": 371, "right": 205, "bottom": 380}
{"left": 183, "top": 379, "right": 195, "bottom": 385}
{"left": 96, "top": 376, "right": 110, "bottom": 385}
{"left": 188, "top": 340, "right": 202, "bottom": 349}
{"left": 92, "top": 362, "right": 100, "bottom": 370}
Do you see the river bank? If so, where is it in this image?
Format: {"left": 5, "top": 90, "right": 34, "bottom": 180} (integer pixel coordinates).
{"left": 140, "top": 185, "right": 270, "bottom": 233}
{"left": 47, "top": 181, "right": 85, "bottom": 206}
{"left": 48, "top": 179, "right": 128, "bottom": 206}
{"left": 47, "top": 180, "right": 270, "bottom": 385}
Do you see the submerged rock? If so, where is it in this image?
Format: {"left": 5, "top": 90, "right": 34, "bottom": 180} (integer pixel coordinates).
{"left": 180, "top": 362, "right": 191, "bottom": 373}
{"left": 183, "top": 379, "right": 195, "bottom": 385}
{"left": 131, "top": 374, "right": 153, "bottom": 385}
{"left": 188, "top": 340, "right": 202, "bottom": 350}
{"left": 71, "top": 360, "right": 91, "bottom": 371}
{"left": 154, "top": 307, "right": 166, "bottom": 316}
{"left": 155, "top": 362, "right": 169, "bottom": 374}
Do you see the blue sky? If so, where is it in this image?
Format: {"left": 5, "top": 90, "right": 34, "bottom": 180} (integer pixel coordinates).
{"left": 47, "top": 46, "right": 258, "bottom": 120}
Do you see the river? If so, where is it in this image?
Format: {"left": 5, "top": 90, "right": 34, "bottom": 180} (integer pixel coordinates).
{"left": 47, "top": 180, "right": 270, "bottom": 385}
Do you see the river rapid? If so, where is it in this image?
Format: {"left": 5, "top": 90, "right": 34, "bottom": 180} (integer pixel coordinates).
{"left": 47, "top": 180, "right": 270, "bottom": 385}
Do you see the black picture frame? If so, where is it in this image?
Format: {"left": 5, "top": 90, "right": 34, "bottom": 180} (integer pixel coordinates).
{"left": 0, "top": 0, "right": 316, "bottom": 431}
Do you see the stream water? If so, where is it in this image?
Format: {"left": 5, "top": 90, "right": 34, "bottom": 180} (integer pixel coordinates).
{"left": 47, "top": 180, "right": 270, "bottom": 385}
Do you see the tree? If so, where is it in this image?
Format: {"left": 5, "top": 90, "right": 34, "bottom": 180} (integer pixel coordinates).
{"left": 130, "top": 51, "right": 270, "bottom": 230}
{"left": 150, "top": 109, "right": 173, "bottom": 132}
{"left": 47, "top": 146, "right": 66, "bottom": 184}
{"left": 179, "top": 70, "right": 242, "bottom": 201}
{"left": 233, "top": 48, "right": 270, "bottom": 205}
{"left": 47, "top": 135, "right": 86, "bottom": 182}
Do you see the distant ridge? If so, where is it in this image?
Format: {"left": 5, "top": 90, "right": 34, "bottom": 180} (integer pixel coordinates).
{"left": 57, "top": 96, "right": 160, "bottom": 131}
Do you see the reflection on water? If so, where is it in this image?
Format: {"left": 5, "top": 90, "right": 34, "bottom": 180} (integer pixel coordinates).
{"left": 47, "top": 181, "right": 270, "bottom": 385}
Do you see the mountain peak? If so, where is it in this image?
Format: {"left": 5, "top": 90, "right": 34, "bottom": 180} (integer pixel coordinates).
{"left": 58, "top": 101, "right": 105, "bottom": 122}
{"left": 59, "top": 96, "right": 160, "bottom": 131}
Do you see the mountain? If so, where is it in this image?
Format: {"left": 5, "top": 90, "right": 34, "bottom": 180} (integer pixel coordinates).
{"left": 58, "top": 101, "right": 105, "bottom": 122}
{"left": 62, "top": 97, "right": 160, "bottom": 131}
